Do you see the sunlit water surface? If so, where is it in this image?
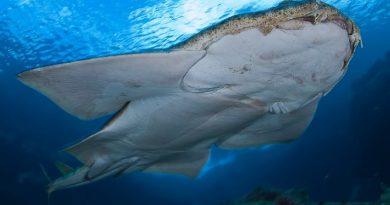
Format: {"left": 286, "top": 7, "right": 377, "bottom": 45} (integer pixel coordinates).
{"left": 0, "top": 0, "right": 388, "bottom": 69}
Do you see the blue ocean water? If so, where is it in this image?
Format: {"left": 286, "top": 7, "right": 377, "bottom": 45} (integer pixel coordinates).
{"left": 0, "top": 0, "right": 389, "bottom": 204}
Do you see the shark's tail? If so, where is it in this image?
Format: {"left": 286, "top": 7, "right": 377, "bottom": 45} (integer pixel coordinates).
{"left": 40, "top": 162, "right": 76, "bottom": 205}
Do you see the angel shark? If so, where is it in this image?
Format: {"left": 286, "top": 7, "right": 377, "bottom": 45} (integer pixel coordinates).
{"left": 17, "top": 0, "right": 361, "bottom": 193}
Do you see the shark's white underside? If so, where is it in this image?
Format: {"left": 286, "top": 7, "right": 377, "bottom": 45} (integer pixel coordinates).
{"left": 18, "top": 2, "right": 358, "bottom": 193}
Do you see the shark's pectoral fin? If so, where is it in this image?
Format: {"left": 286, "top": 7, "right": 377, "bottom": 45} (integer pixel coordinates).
{"left": 17, "top": 50, "right": 205, "bottom": 119}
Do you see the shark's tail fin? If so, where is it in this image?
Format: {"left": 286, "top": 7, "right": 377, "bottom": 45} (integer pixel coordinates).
{"left": 40, "top": 161, "right": 75, "bottom": 205}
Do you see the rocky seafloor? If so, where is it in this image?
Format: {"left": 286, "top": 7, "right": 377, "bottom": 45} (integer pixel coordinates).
{"left": 220, "top": 186, "right": 390, "bottom": 205}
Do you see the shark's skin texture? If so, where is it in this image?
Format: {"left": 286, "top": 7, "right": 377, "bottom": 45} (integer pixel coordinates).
{"left": 17, "top": 0, "right": 361, "bottom": 193}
